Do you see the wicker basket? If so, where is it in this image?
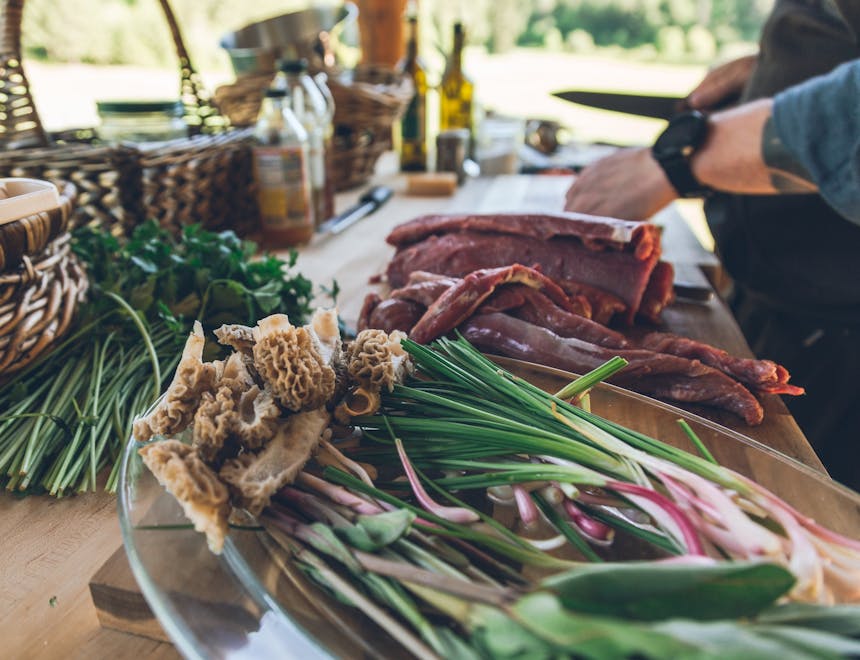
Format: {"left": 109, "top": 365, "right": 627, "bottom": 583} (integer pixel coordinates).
{"left": 0, "top": 0, "right": 259, "bottom": 237}
{"left": 215, "top": 67, "right": 412, "bottom": 191}
{"left": 0, "top": 183, "right": 87, "bottom": 376}
{"left": 0, "top": 180, "right": 74, "bottom": 273}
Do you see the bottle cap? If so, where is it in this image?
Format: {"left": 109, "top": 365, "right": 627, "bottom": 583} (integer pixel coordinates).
{"left": 263, "top": 88, "right": 288, "bottom": 98}
{"left": 279, "top": 59, "right": 309, "bottom": 74}
{"left": 96, "top": 100, "right": 183, "bottom": 115}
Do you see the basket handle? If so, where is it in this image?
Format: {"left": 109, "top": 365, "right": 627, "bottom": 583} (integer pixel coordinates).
{"left": 0, "top": 0, "right": 48, "bottom": 148}
{"left": 0, "top": 0, "right": 225, "bottom": 150}
{"left": 156, "top": 0, "right": 225, "bottom": 135}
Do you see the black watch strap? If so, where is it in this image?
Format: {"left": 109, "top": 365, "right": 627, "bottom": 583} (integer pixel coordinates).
{"left": 651, "top": 110, "right": 712, "bottom": 198}
{"left": 658, "top": 153, "right": 710, "bottom": 198}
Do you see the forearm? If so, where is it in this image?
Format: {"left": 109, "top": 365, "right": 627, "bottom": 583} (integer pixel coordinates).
{"left": 690, "top": 99, "right": 817, "bottom": 195}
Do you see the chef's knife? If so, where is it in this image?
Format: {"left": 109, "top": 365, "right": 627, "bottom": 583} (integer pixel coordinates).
{"left": 317, "top": 185, "right": 393, "bottom": 237}
{"left": 673, "top": 281, "right": 713, "bottom": 303}
{"left": 552, "top": 90, "right": 687, "bottom": 121}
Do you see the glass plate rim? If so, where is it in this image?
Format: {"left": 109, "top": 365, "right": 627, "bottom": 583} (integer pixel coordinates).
{"left": 119, "top": 354, "right": 860, "bottom": 655}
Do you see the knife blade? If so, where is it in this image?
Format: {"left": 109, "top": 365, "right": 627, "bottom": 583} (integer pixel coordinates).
{"left": 552, "top": 90, "right": 686, "bottom": 121}
{"left": 317, "top": 185, "right": 393, "bottom": 237}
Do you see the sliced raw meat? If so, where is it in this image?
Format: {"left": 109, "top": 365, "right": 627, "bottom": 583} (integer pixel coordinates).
{"left": 387, "top": 231, "right": 657, "bottom": 324}
{"left": 638, "top": 261, "right": 676, "bottom": 323}
{"left": 509, "top": 288, "right": 628, "bottom": 348}
{"left": 639, "top": 332, "right": 805, "bottom": 396}
{"left": 386, "top": 212, "right": 661, "bottom": 261}
{"left": 460, "top": 313, "right": 765, "bottom": 425}
{"left": 410, "top": 265, "right": 579, "bottom": 344}
{"left": 359, "top": 296, "right": 425, "bottom": 334}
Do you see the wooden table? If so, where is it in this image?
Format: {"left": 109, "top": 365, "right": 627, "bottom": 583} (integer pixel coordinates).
{"left": 0, "top": 169, "right": 827, "bottom": 658}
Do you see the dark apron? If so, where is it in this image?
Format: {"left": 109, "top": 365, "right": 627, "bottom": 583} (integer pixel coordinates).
{"left": 704, "top": 0, "right": 860, "bottom": 488}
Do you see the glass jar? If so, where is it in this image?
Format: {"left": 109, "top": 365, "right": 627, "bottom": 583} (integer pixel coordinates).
{"left": 96, "top": 100, "right": 188, "bottom": 144}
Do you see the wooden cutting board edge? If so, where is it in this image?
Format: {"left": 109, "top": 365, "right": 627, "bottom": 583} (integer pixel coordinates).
{"left": 89, "top": 546, "right": 171, "bottom": 644}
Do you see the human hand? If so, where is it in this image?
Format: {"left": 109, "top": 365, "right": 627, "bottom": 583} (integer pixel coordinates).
{"left": 564, "top": 147, "right": 677, "bottom": 221}
{"left": 685, "top": 54, "right": 757, "bottom": 111}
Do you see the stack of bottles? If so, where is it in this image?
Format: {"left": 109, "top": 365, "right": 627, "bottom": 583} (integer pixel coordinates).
{"left": 252, "top": 61, "right": 336, "bottom": 248}
{"left": 397, "top": 17, "right": 474, "bottom": 176}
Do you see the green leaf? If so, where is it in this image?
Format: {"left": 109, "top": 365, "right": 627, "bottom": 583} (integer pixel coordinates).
{"left": 128, "top": 277, "right": 156, "bottom": 312}
{"left": 302, "top": 523, "right": 361, "bottom": 572}
{"left": 652, "top": 620, "right": 854, "bottom": 660}
{"left": 357, "top": 509, "right": 416, "bottom": 547}
{"left": 251, "top": 279, "right": 287, "bottom": 314}
{"left": 757, "top": 603, "right": 860, "bottom": 636}
{"left": 471, "top": 604, "right": 557, "bottom": 660}
{"left": 170, "top": 292, "right": 202, "bottom": 319}
{"left": 129, "top": 255, "right": 158, "bottom": 274}
{"left": 337, "top": 510, "right": 416, "bottom": 552}
{"left": 541, "top": 561, "right": 795, "bottom": 621}
{"left": 756, "top": 625, "right": 860, "bottom": 658}
{"left": 512, "top": 592, "right": 694, "bottom": 659}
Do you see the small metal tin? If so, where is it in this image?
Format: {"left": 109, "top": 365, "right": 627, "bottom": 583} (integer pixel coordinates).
{"left": 436, "top": 129, "right": 470, "bottom": 184}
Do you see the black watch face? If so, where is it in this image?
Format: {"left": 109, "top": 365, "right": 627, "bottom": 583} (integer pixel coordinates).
{"left": 653, "top": 111, "right": 708, "bottom": 158}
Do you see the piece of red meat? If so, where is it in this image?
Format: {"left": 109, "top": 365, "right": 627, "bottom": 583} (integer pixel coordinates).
{"left": 359, "top": 296, "right": 425, "bottom": 333}
{"left": 387, "top": 231, "right": 657, "bottom": 324}
{"left": 409, "top": 265, "right": 579, "bottom": 344}
{"left": 460, "top": 313, "right": 765, "bottom": 425}
{"left": 639, "top": 332, "right": 805, "bottom": 396}
{"left": 386, "top": 212, "right": 661, "bottom": 261}
{"left": 638, "top": 261, "right": 676, "bottom": 323}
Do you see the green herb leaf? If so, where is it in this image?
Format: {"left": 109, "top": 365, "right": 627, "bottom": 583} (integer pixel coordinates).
{"left": 757, "top": 603, "right": 860, "bottom": 636}
{"left": 540, "top": 561, "right": 795, "bottom": 621}
{"left": 511, "top": 592, "right": 694, "bottom": 659}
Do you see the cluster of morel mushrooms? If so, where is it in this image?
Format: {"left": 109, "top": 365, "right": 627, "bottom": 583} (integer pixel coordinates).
{"left": 134, "top": 309, "right": 411, "bottom": 553}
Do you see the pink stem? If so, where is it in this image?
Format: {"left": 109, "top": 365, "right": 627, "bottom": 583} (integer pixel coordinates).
{"left": 513, "top": 484, "right": 539, "bottom": 526}
{"left": 608, "top": 480, "right": 705, "bottom": 556}
{"left": 296, "top": 472, "right": 384, "bottom": 515}
{"left": 661, "top": 474, "right": 725, "bottom": 525}
{"left": 741, "top": 475, "right": 860, "bottom": 552}
{"left": 395, "top": 439, "right": 479, "bottom": 524}
{"left": 564, "top": 499, "right": 614, "bottom": 544}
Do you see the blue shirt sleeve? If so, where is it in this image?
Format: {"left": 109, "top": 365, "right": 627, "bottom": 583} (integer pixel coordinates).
{"left": 773, "top": 59, "right": 860, "bottom": 224}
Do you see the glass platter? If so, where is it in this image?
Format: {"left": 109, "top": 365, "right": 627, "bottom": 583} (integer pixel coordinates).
{"left": 118, "top": 356, "right": 860, "bottom": 660}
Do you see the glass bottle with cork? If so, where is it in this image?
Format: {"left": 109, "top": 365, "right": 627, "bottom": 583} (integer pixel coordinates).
{"left": 252, "top": 87, "right": 313, "bottom": 248}
{"left": 439, "top": 22, "right": 474, "bottom": 135}
{"left": 397, "top": 15, "right": 428, "bottom": 171}
{"left": 276, "top": 60, "right": 332, "bottom": 228}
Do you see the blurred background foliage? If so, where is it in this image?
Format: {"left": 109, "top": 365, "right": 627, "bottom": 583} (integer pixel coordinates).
{"left": 21, "top": 0, "right": 772, "bottom": 71}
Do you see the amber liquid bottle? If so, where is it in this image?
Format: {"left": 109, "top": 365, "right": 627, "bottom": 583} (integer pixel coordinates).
{"left": 439, "top": 22, "right": 474, "bottom": 134}
{"left": 252, "top": 88, "right": 314, "bottom": 248}
{"left": 398, "top": 16, "right": 428, "bottom": 171}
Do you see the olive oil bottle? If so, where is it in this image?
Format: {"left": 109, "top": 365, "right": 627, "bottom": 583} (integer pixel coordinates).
{"left": 439, "top": 22, "right": 474, "bottom": 134}
{"left": 398, "top": 16, "right": 428, "bottom": 171}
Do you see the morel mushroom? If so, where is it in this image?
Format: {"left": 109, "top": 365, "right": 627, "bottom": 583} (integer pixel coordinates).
{"left": 252, "top": 314, "right": 336, "bottom": 412}
{"left": 133, "top": 322, "right": 216, "bottom": 442}
{"left": 193, "top": 353, "right": 280, "bottom": 462}
{"left": 214, "top": 323, "right": 255, "bottom": 356}
{"left": 139, "top": 440, "right": 231, "bottom": 553}
{"left": 346, "top": 329, "right": 413, "bottom": 392}
{"left": 219, "top": 408, "right": 330, "bottom": 515}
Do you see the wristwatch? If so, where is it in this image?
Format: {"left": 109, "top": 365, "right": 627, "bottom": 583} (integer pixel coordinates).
{"left": 651, "top": 110, "right": 711, "bottom": 197}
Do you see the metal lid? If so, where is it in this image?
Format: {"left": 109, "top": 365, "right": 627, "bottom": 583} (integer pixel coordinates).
{"left": 278, "top": 58, "right": 309, "bottom": 74}
{"left": 96, "top": 100, "right": 183, "bottom": 115}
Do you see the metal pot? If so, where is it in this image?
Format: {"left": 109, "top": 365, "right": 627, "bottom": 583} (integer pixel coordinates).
{"left": 220, "top": 3, "right": 359, "bottom": 75}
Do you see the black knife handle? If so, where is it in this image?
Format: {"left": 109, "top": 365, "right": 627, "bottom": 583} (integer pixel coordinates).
{"left": 360, "top": 185, "right": 393, "bottom": 207}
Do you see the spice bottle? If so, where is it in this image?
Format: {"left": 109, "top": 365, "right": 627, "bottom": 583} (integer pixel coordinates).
{"left": 277, "top": 60, "right": 331, "bottom": 229}
{"left": 397, "top": 15, "right": 428, "bottom": 171}
{"left": 252, "top": 88, "right": 313, "bottom": 247}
